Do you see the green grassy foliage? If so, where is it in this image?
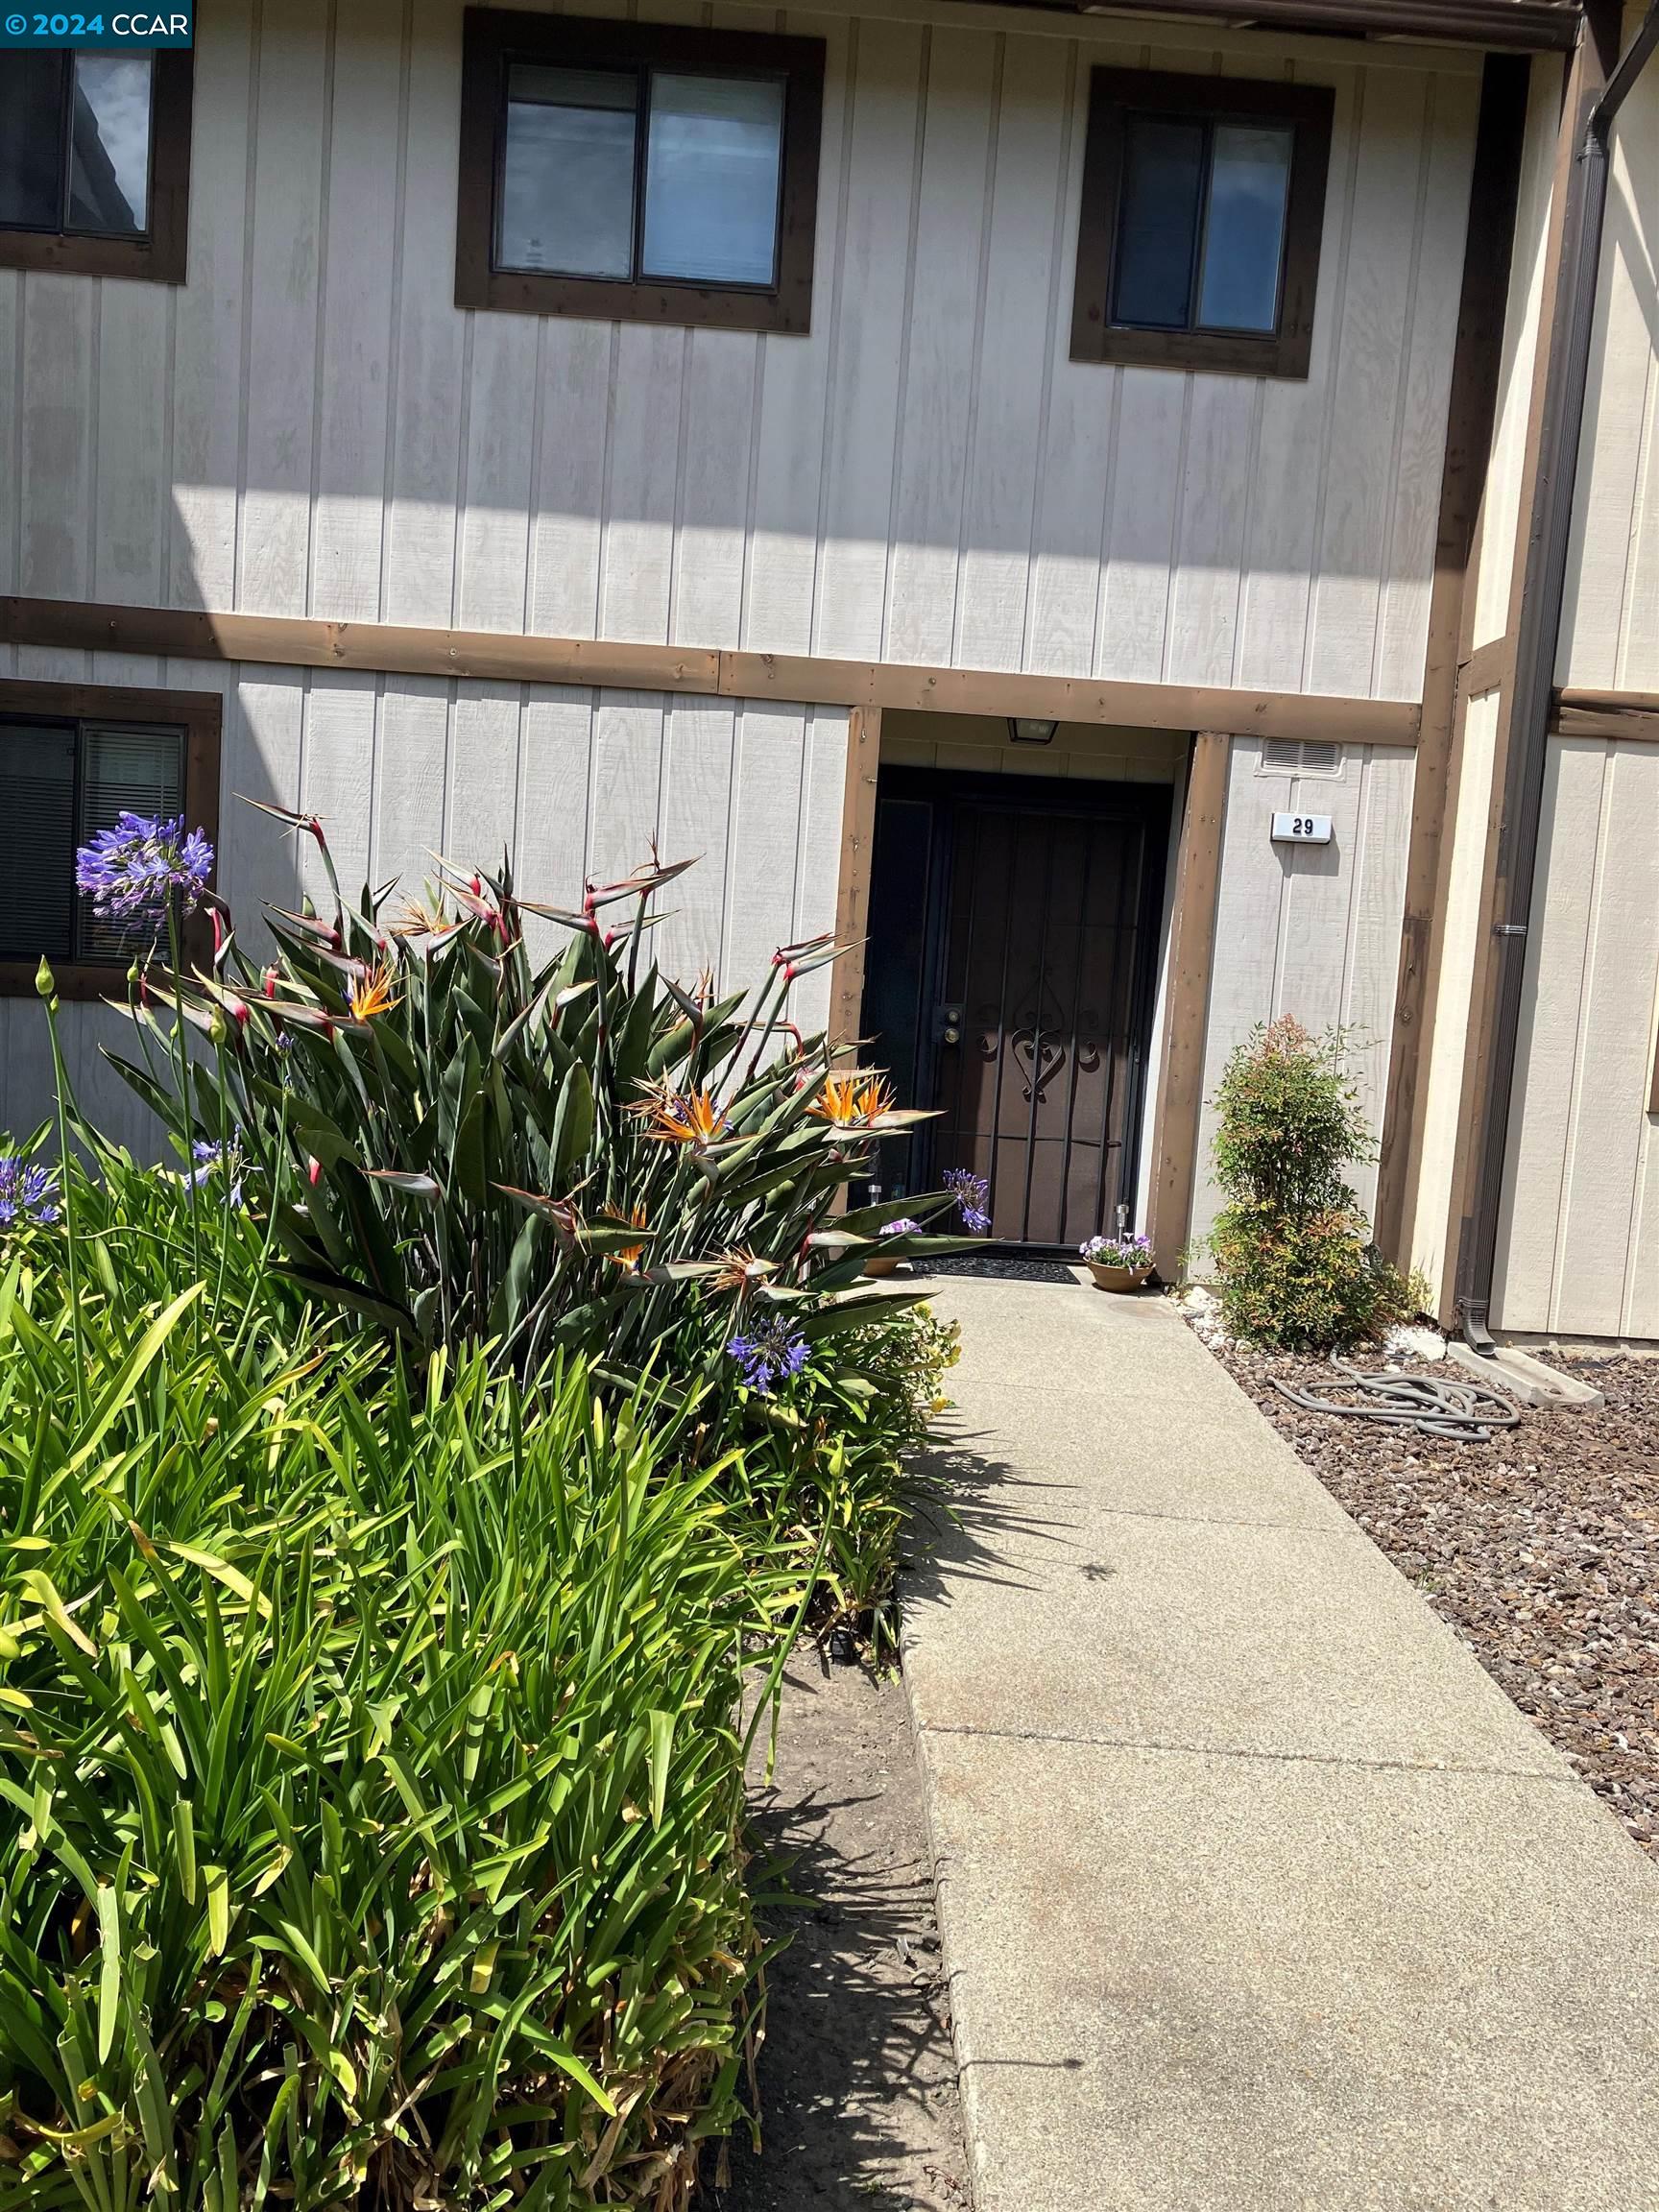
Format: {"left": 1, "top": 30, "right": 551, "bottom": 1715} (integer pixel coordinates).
{"left": 0, "top": 846, "right": 964, "bottom": 2206}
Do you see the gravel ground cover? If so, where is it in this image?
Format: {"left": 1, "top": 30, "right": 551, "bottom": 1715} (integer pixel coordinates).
{"left": 1211, "top": 1338, "right": 1659, "bottom": 1859}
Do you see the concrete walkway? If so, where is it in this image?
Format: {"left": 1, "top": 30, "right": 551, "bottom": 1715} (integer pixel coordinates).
{"left": 902, "top": 1274, "right": 1659, "bottom": 2212}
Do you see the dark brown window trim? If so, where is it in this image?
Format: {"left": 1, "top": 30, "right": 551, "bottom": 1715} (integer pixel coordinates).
{"left": 0, "top": 677, "right": 222, "bottom": 1001}
{"left": 456, "top": 6, "right": 824, "bottom": 334}
{"left": 1070, "top": 67, "right": 1334, "bottom": 380}
{"left": 0, "top": 49, "right": 193, "bottom": 284}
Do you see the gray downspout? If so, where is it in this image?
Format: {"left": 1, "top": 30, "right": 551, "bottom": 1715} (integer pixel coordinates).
{"left": 1458, "top": 1, "right": 1659, "bottom": 1356}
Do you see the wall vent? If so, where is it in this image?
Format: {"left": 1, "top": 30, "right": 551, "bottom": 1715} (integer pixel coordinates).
{"left": 1261, "top": 737, "right": 1341, "bottom": 776}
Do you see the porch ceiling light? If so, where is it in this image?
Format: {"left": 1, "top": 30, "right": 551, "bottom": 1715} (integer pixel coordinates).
{"left": 1008, "top": 717, "right": 1059, "bottom": 746}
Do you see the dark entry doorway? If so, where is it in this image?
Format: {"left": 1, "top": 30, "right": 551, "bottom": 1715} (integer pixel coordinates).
{"left": 860, "top": 767, "right": 1171, "bottom": 1250}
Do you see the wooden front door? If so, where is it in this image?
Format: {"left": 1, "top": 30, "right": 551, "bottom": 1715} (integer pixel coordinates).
{"left": 860, "top": 768, "right": 1170, "bottom": 1249}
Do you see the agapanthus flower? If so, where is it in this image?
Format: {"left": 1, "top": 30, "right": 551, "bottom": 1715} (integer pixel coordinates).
{"left": 75, "top": 813, "right": 214, "bottom": 935}
{"left": 726, "top": 1314, "right": 810, "bottom": 1395}
{"left": 944, "top": 1168, "right": 991, "bottom": 1236}
{"left": 0, "top": 1154, "right": 60, "bottom": 1232}
{"left": 186, "top": 1140, "right": 244, "bottom": 1210}
{"left": 880, "top": 1217, "right": 921, "bottom": 1238}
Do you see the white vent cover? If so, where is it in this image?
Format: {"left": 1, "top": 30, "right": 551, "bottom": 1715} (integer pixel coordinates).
{"left": 1262, "top": 737, "right": 1340, "bottom": 776}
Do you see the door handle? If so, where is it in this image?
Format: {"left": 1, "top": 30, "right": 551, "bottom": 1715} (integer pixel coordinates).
{"left": 933, "top": 1002, "right": 964, "bottom": 1046}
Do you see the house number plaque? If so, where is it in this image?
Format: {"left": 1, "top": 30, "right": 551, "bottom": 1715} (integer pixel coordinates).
{"left": 1271, "top": 811, "right": 1334, "bottom": 845}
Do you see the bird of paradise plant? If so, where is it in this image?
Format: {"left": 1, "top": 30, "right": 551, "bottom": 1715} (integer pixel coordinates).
{"left": 95, "top": 820, "right": 970, "bottom": 1390}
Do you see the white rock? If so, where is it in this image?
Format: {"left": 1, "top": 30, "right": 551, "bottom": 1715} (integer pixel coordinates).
{"left": 1383, "top": 1323, "right": 1447, "bottom": 1364}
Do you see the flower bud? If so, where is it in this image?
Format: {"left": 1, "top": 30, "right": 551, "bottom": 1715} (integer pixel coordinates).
{"left": 34, "top": 957, "right": 55, "bottom": 1000}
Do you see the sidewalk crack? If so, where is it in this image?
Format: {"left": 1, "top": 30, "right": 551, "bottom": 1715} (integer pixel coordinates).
{"left": 919, "top": 1720, "right": 1574, "bottom": 1787}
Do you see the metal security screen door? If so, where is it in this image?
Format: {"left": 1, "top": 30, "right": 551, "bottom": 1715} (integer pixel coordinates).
{"left": 860, "top": 769, "right": 1170, "bottom": 1248}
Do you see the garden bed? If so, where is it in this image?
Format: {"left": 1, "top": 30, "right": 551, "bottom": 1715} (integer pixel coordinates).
{"left": 1212, "top": 1338, "right": 1659, "bottom": 1859}
{"left": 708, "top": 1656, "right": 966, "bottom": 2211}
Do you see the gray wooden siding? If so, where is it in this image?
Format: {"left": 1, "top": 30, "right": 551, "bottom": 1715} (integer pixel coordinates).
{"left": 1191, "top": 736, "right": 1418, "bottom": 1247}
{"left": 0, "top": 0, "right": 1479, "bottom": 702}
{"left": 0, "top": 645, "right": 847, "bottom": 1155}
{"left": 1493, "top": 735, "right": 1659, "bottom": 1340}
{"left": 1558, "top": 9, "right": 1659, "bottom": 687}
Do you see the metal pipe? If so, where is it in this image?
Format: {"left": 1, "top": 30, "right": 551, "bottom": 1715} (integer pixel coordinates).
{"left": 1458, "top": 0, "right": 1659, "bottom": 1356}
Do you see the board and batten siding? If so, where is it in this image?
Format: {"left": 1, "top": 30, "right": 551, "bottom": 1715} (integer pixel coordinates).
{"left": 1190, "top": 736, "right": 1417, "bottom": 1247}
{"left": 1459, "top": 5, "right": 1659, "bottom": 1340}
{"left": 0, "top": 645, "right": 847, "bottom": 1156}
{"left": 0, "top": 0, "right": 1479, "bottom": 703}
{"left": 1493, "top": 736, "right": 1659, "bottom": 1340}
{"left": 1557, "top": 0, "right": 1659, "bottom": 688}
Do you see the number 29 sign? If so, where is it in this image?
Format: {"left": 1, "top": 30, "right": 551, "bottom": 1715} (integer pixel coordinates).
{"left": 1271, "top": 811, "right": 1334, "bottom": 846}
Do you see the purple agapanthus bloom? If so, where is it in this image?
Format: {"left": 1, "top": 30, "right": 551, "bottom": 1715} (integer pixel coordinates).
{"left": 944, "top": 1168, "right": 992, "bottom": 1236}
{"left": 881, "top": 1217, "right": 921, "bottom": 1238}
{"left": 186, "top": 1140, "right": 244, "bottom": 1210}
{"left": 727, "top": 1314, "right": 811, "bottom": 1395}
{"left": 0, "top": 1154, "right": 61, "bottom": 1232}
{"left": 75, "top": 813, "right": 214, "bottom": 935}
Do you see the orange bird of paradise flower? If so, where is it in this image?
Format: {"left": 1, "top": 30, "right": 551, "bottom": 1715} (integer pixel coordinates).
{"left": 637, "top": 1083, "right": 730, "bottom": 1147}
{"left": 808, "top": 1073, "right": 895, "bottom": 1127}
{"left": 602, "top": 1202, "right": 652, "bottom": 1269}
{"left": 348, "top": 956, "right": 400, "bottom": 1022}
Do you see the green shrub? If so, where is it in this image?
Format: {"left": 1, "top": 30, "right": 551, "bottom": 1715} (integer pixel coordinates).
{"left": 1206, "top": 1018, "right": 1414, "bottom": 1352}
{"left": 0, "top": 1272, "right": 782, "bottom": 2212}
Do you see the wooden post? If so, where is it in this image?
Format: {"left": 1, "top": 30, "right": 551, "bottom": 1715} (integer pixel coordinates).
{"left": 1373, "top": 53, "right": 1530, "bottom": 1267}
{"left": 830, "top": 705, "right": 881, "bottom": 1049}
{"left": 1147, "top": 731, "right": 1229, "bottom": 1281}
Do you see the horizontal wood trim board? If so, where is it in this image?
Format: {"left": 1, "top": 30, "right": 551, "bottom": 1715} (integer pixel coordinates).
{"left": 1551, "top": 701, "right": 1659, "bottom": 742}
{"left": 1027, "top": 0, "right": 1582, "bottom": 49}
{"left": 1, "top": 599, "right": 1423, "bottom": 747}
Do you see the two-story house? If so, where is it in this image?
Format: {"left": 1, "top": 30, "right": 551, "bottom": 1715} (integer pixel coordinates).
{"left": 0, "top": 0, "right": 1653, "bottom": 1343}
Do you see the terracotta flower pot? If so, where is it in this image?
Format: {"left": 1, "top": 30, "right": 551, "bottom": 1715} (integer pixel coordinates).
{"left": 1087, "top": 1260, "right": 1152, "bottom": 1293}
{"left": 862, "top": 1253, "right": 903, "bottom": 1278}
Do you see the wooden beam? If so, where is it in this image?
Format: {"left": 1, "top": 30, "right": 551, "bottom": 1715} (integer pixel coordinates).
{"left": 0, "top": 594, "right": 1423, "bottom": 748}
{"left": 1146, "top": 732, "right": 1229, "bottom": 1281}
{"left": 1551, "top": 687, "right": 1659, "bottom": 739}
{"left": 1373, "top": 53, "right": 1530, "bottom": 1267}
{"left": 830, "top": 706, "right": 881, "bottom": 1048}
{"left": 1016, "top": 0, "right": 1583, "bottom": 52}
{"left": 1459, "top": 634, "right": 1509, "bottom": 696}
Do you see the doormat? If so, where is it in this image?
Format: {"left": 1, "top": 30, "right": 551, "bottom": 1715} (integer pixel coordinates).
{"left": 928, "top": 1254, "right": 1079, "bottom": 1286}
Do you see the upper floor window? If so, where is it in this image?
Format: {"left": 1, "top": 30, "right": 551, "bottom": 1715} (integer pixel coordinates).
{"left": 0, "top": 681, "right": 221, "bottom": 998}
{"left": 457, "top": 7, "right": 825, "bottom": 333}
{"left": 0, "top": 47, "right": 192, "bottom": 282}
{"left": 1070, "top": 69, "right": 1334, "bottom": 379}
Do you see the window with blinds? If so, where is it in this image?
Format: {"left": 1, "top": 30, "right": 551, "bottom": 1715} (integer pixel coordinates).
{"left": 0, "top": 717, "right": 186, "bottom": 964}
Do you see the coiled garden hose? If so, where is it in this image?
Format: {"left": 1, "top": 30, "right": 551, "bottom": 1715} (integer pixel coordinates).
{"left": 1273, "top": 1357, "right": 1523, "bottom": 1444}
